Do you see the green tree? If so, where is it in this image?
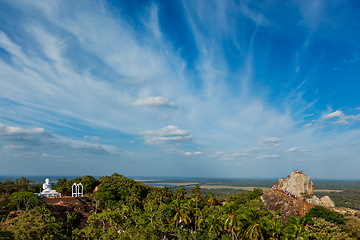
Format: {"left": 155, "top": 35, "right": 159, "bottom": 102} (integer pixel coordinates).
{"left": 192, "top": 184, "right": 202, "bottom": 234}
{"left": 263, "top": 216, "right": 286, "bottom": 240}
{"left": 305, "top": 217, "right": 352, "bottom": 240}
{"left": 11, "top": 209, "right": 65, "bottom": 239}
{"left": 7, "top": 192, "right": 22, "bottom": 211}
{"left": 171, "top": 200, "right": 191, "bottom": 228}
{"left": 304, "top": 205, "right": 346, "bottom": 225}
{"left": 14, "top": 177, "right": 35, "bottom": 192}
{"left": 174, "top": 188, "right": 186, "bottom": 201}
{"left": 206, "top": 191, "right": 217, "bottom": 207}
{"left": 286, "top": 216, "right": 308, "bottom": 240}
{"left": 206, "top": 213, "right": 223, "bottom": 238}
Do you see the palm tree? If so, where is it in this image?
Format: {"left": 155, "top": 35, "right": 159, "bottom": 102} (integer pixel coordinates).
{"left": 263, "top": 216, "right": 285, "bottom": 240}
{"left": 224, "top": 212, "right": 240, "bottom": 240}
{"left": 239, "top": 208, "right": 265, "bottom": 240}
{"left": 222, "top": 201, "right": 241, "bottom": 240}
{"left": 206, "top": 191, "right": 216, "bottom": 206}
{"left": 195, "top": 208, "right": 205, "bottom": 232}
{"left": 286, "top": 216, "right": 307, "bottom": 240}
{"left": 243, "top": 222, "right": 264, "bottom": 240}
{"left": 174, "top": 188, "right": 186, "bottom": 201}
{"left": 192, "top": 184, "right": 202, "bottom": 233}
{"left": 206, "top": 213, "right": 223, "bottom": 239}
{"left": 171, "top": 200, "right": 191, "bottom": 228}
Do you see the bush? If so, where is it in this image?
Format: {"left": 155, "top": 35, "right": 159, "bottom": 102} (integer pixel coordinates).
{"left": 304, "top": 206, "right": 346, "bottom": 225}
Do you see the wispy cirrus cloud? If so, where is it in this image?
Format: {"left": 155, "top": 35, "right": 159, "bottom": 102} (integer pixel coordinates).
{"left": 1, "top": 0, "right": 360, "bottom": 178}
{"left": 256, "top": 154, "right": 279, "bottom": 159}
{"left": 0, "top": 122, "right": 124, "bottom": 156}
{"left": 284, "top": 147, "right": 312, "bottom": 154}
{"left": 259, "top": 137, "right": 282, "bottom": 144}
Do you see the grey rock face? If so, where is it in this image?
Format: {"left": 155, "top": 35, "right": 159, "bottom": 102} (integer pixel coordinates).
{"left": 276, "top": 172, "right": 314, "bottom": 197}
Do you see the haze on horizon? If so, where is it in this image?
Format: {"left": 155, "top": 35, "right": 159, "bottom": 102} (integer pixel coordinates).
{"left": 0, "top": 0, "right": 360, "bottom": 179}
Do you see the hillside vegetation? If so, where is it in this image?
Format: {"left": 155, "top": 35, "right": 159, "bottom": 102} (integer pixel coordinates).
{"left": 0, "top": 174, "right": 358, "bottom": 239}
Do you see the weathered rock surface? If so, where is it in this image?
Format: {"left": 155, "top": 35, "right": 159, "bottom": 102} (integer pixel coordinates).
{"left": 276, "top": 172, "right": 314, "bottom": 197}
{"left": 320, "top": 196, "right": 335, "bottom": 208}
{"left": 306, "top": 195, "right": 322, "bottom": 205}
{"left": 262, "top": 172, "right": 335, "bottom": 222}
{"left": 261, "top": 190, "right": 313, "bottom": 222}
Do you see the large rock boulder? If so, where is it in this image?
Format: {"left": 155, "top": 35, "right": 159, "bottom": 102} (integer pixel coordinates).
{"left": 276, "top": 171, "right": 314, "bottom": 197}
{"left": 306, "top": 195, "right": 322, "bottom": 205}
{"left": 320, "top": 196, "right": 335, "bottom": 208}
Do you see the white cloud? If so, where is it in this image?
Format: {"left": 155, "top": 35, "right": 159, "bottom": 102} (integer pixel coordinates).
{"left": 208, "top": 151, "right": 225, "bottom": 158}
{"left": 232, "top": 152, "right": 248, "bottom": 156}
{"left": 322, "top": 110, "right": 344, "bottom": 119}
{"left": 0, "top": 0, "right": 359, "bottom": 178}
{"left": 285, "top": 147, "right": 299, "bottom": 152}
{"left": 42, "top": 153, "right": 49, "bottom": 157}
{"left": 259, "top": 137, "right": 282, "bottom": 144}
{"left": 0, "top": 126, "right": 48, "bottom": 137}
{"left": 304, "top": 123, "right": 312, "bottom": 127}
{"left": 332, "top": 119, "right": 349, "bottom": 125}
{"left": 131, "top": 96, "right": 177, "bottom": 109}
{"left": 181, "top": 151, "right": 202, "bottom": 156}
{"left": 139, "top": 125, "right": 193, "bottom": 146}
{"left": 256, "top": 154, "right": 279, "bottom": 159}
{"left": 326, "top": 142, "right": 360, "bottom": 147}
{"left": 219, "top": 157, "right": 235, "bottom": 161}
{"left": 284, "top": 147, "right": 312, "bottom": 154}
{"left": 0, "top": 123, "right": 124, "bottom": 156}
{"left": 322, "top": 110, "right": 360, "bottom": 125}
{"left": 344, "top": 114, "right": 360, "bottom": 121}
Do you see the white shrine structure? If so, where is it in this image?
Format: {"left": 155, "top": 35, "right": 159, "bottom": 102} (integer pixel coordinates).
{"left": 72, "top": 183, "right": 83, "bottom": 197}
{"left": 38, "top": 178, "right": 61, "bottom": 198}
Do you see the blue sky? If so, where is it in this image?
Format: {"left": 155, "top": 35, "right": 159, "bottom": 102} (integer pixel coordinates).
{"left": 0, "top": 0, "right": 360, "bottom": 179}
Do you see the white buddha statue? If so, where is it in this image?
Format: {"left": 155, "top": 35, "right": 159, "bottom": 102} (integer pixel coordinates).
{"left": 38, "top": 178, "right": 61, "bottom": 198}
{"left": 43, "top": 178, "right": 52, "bottom": 191}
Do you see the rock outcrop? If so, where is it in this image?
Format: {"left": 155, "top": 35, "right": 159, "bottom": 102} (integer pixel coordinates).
{"left": 261, "top": 190, "right": 313, "bottom": 222}
{"left": 262, "top": 171, "right": 335, "bottom": 221}
{"left": 320, "top": 196, "right": 335, "bottom": 208}
{"left": 276, "top": 171, "right": 314, "bottom": 197}
{"left": 306, "top": 195, "right": 322, "bottom": 205}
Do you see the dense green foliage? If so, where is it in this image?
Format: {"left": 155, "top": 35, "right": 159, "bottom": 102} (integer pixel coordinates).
{"left": 199, "top": 187, "right": 247, "bottom": 199}
{"left": 304, "top": 206, "right": 347, "bottom": 225}
{"left": 0, "top": 175, "right": 357, "bottom": 239}
{"left": 0, "top": 177, "right": 41, "bottom": 197}
{"left": 54, "top": 175, "right": 99, "bottom": 195}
